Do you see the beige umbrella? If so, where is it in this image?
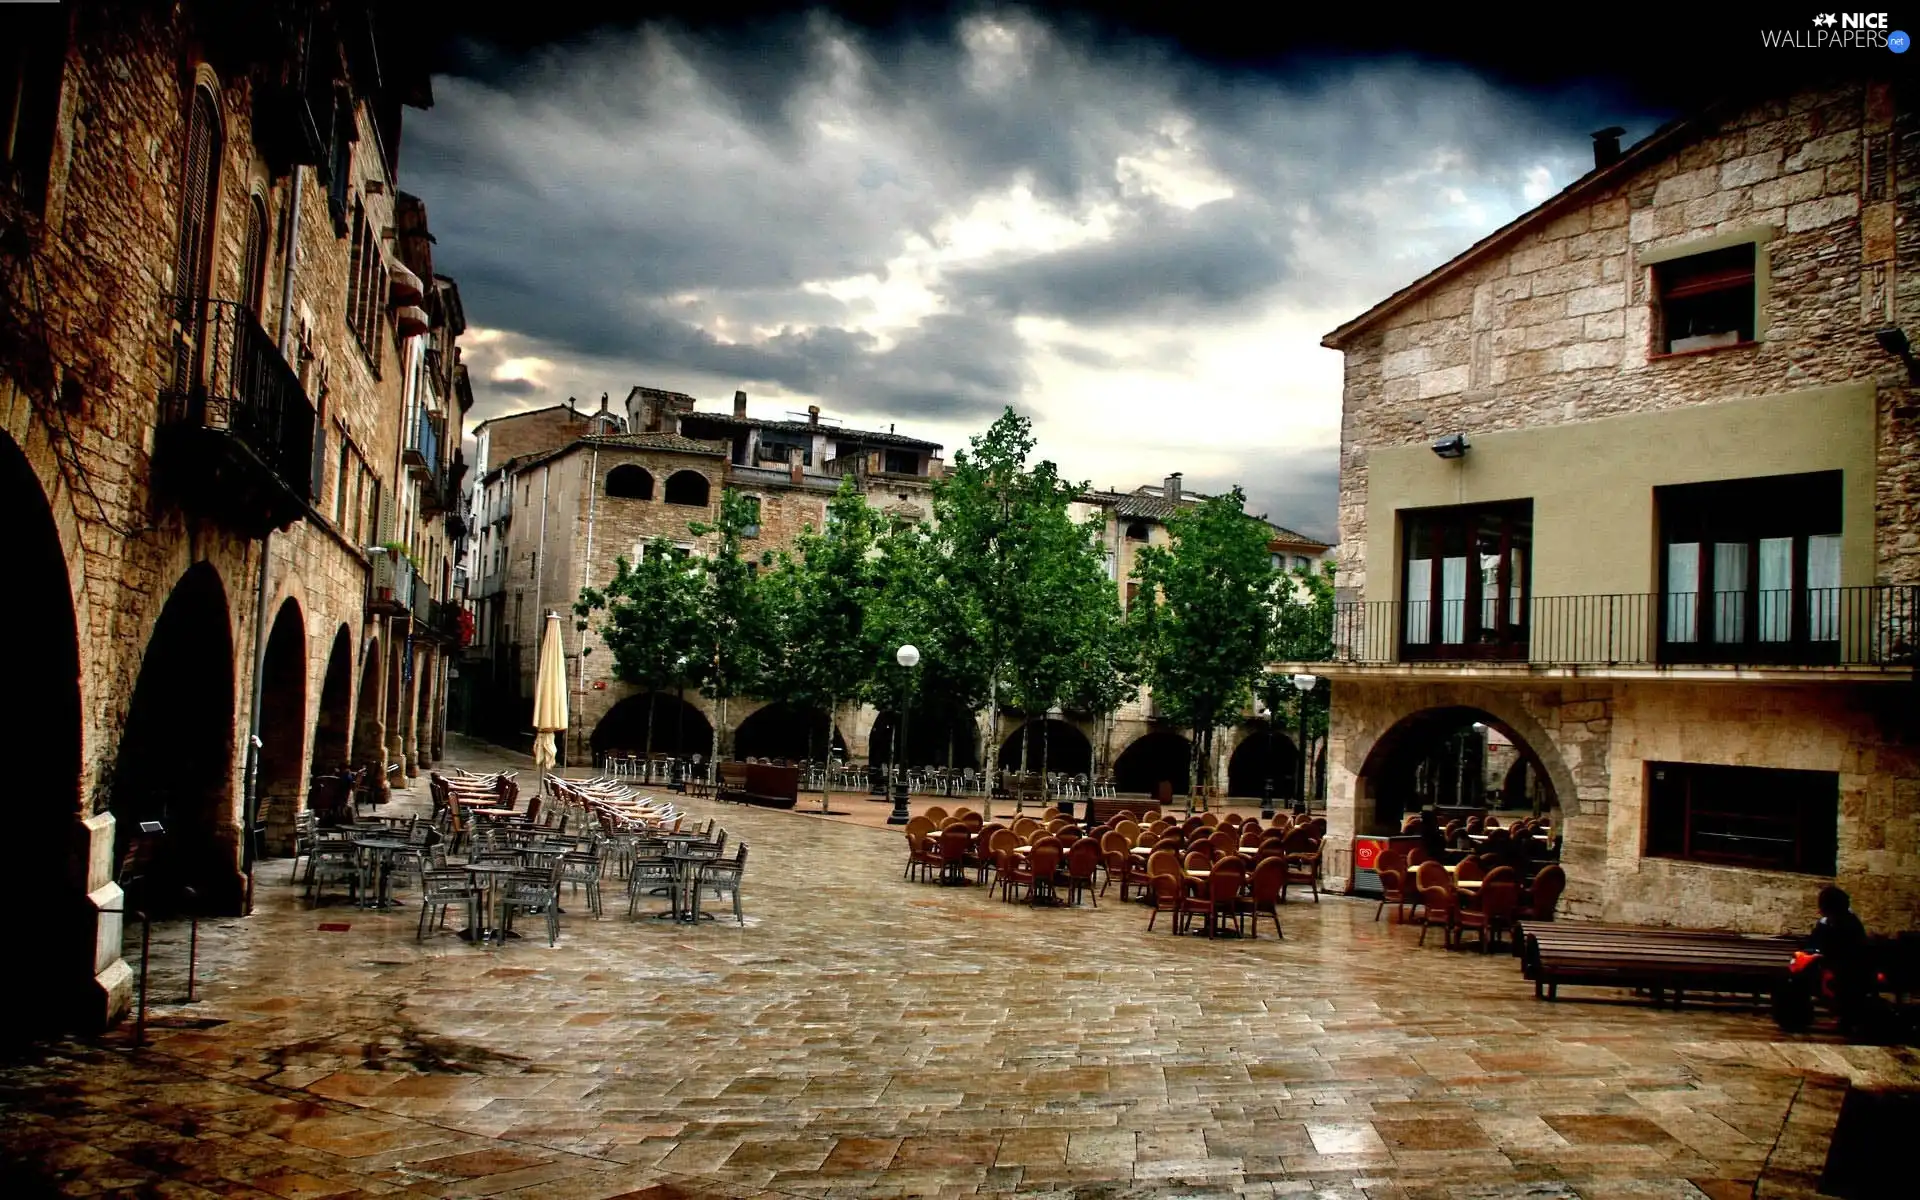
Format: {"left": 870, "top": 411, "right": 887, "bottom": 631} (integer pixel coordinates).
{"left": 531, "top": 610, "right": 569, "bottom": 775}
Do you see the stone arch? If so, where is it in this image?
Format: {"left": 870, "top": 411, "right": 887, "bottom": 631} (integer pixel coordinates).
{"left": 870, "top": 709, "right": 981, "bottom": 769}
{"left": 3, "top": 430, "right": 86, "bottom": 1027}
{"left": 606, "top": 464, "right": 654, "bottom": 500}
{"left": 996, "top": 718, "right": 1093, "bottom": 777}
{"left": 591, "top": 691, "right": 714, "bottom": 762}
{"left": 663, "top": 469, "right": 710, "bottom": 507}
{"left": 311, "top": 625, "right": 354, "bottom": 778}
{"left": 733, "top": 701, "right": 847, "bottom": 762}
{"left": 113, "top": 561, "right": 240, "bottom": 914}
{"left": 254, "top": 598, "right": 307, "bottom": 858}
{"left": 352, "top": 634, "right": 386, "bottom": 796}
{"left": 1113, "top": 730, "right": 1192, "bottom": 796}
{"left": 1227, "top": 724, "right": 1300, "bottom": 800}
{"left": 1349, "top": 696, "right": 1574, "bottom": 836}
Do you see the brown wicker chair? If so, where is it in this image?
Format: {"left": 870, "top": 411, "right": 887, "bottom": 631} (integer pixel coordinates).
{"left": 1374, "top": 849, "right": 1409, "bottom": 922}
{"left": 1242, "top": 856, "right": 1285, "bottom": 939}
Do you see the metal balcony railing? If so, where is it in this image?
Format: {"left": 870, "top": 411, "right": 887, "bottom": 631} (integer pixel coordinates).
{"left": 159, "top": 296, "right": 315, "bottom": 522}
{"left": 370, "top": 553, "right": 414, "bottom": 614}
{"left": 405, "top": 409, "right": 440, "bottom": 475}
{"left": 1325, "top": 586, "right": 1918, "bottom": 669}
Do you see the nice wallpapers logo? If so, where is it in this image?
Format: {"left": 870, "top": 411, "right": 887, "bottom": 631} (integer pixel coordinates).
{"left": 1761, "top": 12, "right": 1910, "bottom": 49}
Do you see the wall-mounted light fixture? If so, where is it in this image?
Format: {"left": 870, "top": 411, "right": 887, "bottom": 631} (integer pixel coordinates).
{"left": 1875, "top": 327, "right": 1919, "bottom": 383}
{"left": 1430, "top": 433, "right": 1470, "bottom": 460}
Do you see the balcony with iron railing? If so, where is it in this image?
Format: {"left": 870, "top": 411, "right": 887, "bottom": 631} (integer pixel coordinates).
{"left": 368, "top": 552, "right": 414, "bottom": 617}
{"left": 487, "top": 486, "right": 513, "bottom": 526}
{"left": 157, "top": 296, "right": 316, "bottom": 536}
{"left": 1314, "top": 586, "right": 1917, "bottom": 677}
{"left": 405, "top": 408, "right": 441, "bottom": 477}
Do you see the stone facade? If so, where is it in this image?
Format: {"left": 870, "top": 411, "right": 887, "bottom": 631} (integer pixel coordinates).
{"left": 0, "top": 2, "right": 465, "bottom": 1029}
{"left": 1313, "top": 78, "right": 1920, "bottom": 933}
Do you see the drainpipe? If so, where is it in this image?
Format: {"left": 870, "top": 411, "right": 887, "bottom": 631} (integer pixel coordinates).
{"left": 241, "top": 166, "right": 305, "bottom": 911}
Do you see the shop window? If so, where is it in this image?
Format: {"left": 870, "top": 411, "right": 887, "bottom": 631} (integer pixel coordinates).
{"left": 1645, "top": 761, "right": 1837, "bottom": 875}
{"left": 1654, "top": 244, "right": 1756, "bottom": 354}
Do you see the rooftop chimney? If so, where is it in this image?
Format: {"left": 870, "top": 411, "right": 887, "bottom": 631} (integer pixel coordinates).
{"left": 1165, "top": 472, "right": 1183, "bottom": 503}
{"left": 807, "top": 405, "right": 820, "bottom": 425}
{"left": 734, "top": 390, "right": 748, "bottom": 419}
{"left": 1591, "top": 126, "right": 1626, "bottom": 170}
{"left": 598, "top": 391, "right": 609, "bottom": 413}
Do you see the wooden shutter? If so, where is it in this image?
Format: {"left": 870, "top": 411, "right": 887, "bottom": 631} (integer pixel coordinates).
{"left": 173, "top": 88, "right": 221, "bottom": 305}
{"left": 241, "top": 195, "right": 269, "bottom": 316}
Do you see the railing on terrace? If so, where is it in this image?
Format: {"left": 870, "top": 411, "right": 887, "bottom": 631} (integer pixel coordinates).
{"left": 1326, "top": 587, "right": 1917, "bottom": 669}
{"left": 406, "top": 409, "right": 440, "bottom": 475}
{"left": 159, "top": 295, "right": 315, "bottom": 509}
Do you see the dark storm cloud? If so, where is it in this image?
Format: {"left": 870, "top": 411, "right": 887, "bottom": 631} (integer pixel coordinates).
{"left": 951, "top": 195, "right": 1288, "bottom": 323}
{"left": 407, "top": 6, "right": 1664, "bottom": 538}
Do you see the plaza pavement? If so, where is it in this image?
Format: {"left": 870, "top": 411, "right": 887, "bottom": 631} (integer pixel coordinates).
{"left": 0, "top": 734, "right": 1910, "bottom": 1200}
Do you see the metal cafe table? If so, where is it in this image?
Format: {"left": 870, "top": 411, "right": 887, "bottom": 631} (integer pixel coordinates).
{"left": 461, "top": 861, "right": 521, "bottom": 943}
{"left": 351, "top": 836, "right": 414, "bottom": 908}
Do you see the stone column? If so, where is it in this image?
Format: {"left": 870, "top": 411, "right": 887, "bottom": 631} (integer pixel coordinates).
{"left": 385, "top": 627, "right": 407, "bottom": 794}
{"left": 404, "top": 647, "right": 424, "bottom": 779}
{"left": 1322, "top": 701, "right": 1362, "bottom": 895}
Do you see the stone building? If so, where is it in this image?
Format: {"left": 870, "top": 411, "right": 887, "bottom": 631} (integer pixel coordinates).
{"left": 1295, "top": 78, "right": 1919, "bottom": 933}
{"left": 464, "top": 389, "right": 944, "bottom": 764}
{"left": 1, "top": 0, "right": 469, "bottom": 1029}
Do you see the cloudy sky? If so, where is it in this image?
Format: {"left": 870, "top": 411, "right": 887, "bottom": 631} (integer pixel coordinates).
{"left": 406, "top": 5, "right": 1669, "bottom": 540}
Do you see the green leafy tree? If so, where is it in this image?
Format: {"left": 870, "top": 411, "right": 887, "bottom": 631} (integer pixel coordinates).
{"left": 868, "top": 516, "right": 992, "bottom": 774}
{"left": 1065, "top": 579, "right": 1140, "bottom": 777}
{"left": 1130, "top": 488, "right": 1278, "bottom": 807}
{"left": 925, "top": 407, "right": 1100, "bottom": 796}
{"left": 1266, "top": 559, "right": 1336, "bottom": 802}
{"left": 761, "top": 478, "right": 889, "bottom": 810}
{"left": 688, "top": 487, "right": 774, "bottom": 775}
{"left": 573, "top": 539, "right": 704, "bottom": 762}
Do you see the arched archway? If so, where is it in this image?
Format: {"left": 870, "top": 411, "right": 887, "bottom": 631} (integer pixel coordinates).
{"left": 606, "top": 464, "right": 654, "bottom": 500}
{"left": 591, "top": 692, "right": 714, "bottom": 762}
{"left": 312, "top": 625, "right": 354, "bottom": 772}
{"left": 1354, "top": 705, "right": 1566, "bottom": 835}
{"left": 1227, "top": 726, "right": 1300, "bottom": 800}
{"left": 113, "top": 562, "right": 240, "bottom": 914}
{"left": 663, "top": 469, "right": 710, "bottom": 507}
{"left": 352, "top": 636, "right": 385, "bottom": 796}
{"left": 868, "top": 711, "right": 979, "bottom": 769}
{"left": 1113, "top": 731, "right": 1192, "bottom": 796}
{"left": 996, "top": 719, "right": 1092, "bottom": 777}
{"left": 732, "top": 702, "right": 846, "bottom": 762}
{"left": 4, "top": 433, "right": 85, "bottom": 1027}
{"left": 254, "top": 599, "right": 306, "bottom": 857}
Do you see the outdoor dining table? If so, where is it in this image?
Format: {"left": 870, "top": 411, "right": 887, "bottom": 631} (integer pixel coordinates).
{"left": 352, "top": 836, "right": 413, "bottom": 908}
{"left": 651, "top": 848, "right": 719, "bottom": 923}
{"left": 461, "top": 862, "right": 520, "bottom": 943}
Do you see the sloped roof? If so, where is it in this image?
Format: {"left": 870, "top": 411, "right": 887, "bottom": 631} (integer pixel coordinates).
{"left": 583, "top": 432, "right": 730, "bottom": 456}
{"left": 1319, "top": 105, "right": 1719, "bottom": 350}
{"left": 1081, "top": 487, "right": 1328, "bottom": 549}
{"left": 681, "top": 411, "right": 942, "bottom": 451}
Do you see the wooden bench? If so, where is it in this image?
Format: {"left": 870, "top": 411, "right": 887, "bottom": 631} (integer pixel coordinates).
{"left": 1520, "top": 920, "right": 1799, "bottom": 1008}
{"left": 718, "top": 763, "right": 800, "bottom": 810}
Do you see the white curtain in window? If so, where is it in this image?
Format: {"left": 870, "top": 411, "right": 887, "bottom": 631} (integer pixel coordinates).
{"left": 1667, "top": 543, "right": 1700, "bottom": 642}
{"left": 1757, "top": 537, "right": 1793, "bottom": 642}
{"left": 1441, "top": 556, "right": 1467, "bottom": 643}
{"left": 1712, "top": 542, "right": 1748, "bottom": 644}
{"left": 1509, "top": 547, "right": 1526, "bottom": 626}
{"left": 1480, "top": 552, "right": 1501, "bottom": 631}
{"left": 1807, "top": 533, "right": 1841, "bottom": 641}
{"left": 1405, "top": 559, "right": 1431, "bottom": 644}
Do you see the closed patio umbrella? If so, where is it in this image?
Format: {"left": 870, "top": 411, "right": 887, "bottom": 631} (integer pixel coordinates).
{"left": 532, "top": 611, "right": 568, "bottom": 774}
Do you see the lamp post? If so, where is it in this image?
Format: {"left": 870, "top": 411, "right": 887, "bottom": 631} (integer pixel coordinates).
{"left": 1291, "top": 674, "right": 1317, "bottom": 814}
{"left": 888, "top": 644, "right": 920, "bottom": 825}
{"left": 1256, "top": 701, "right": 1276, "bottom": 820}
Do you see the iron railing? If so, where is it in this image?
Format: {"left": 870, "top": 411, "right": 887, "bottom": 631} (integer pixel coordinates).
{"left": 1326, "top": 586, "right": 1917, "bottom": 668}
{"left": 370, "top": 552, "right": 414, "bottom": 613}
{"left": 160, "top": 295, "right": 315, "bottom": 503}
{"left": 405, "top": 409, "right": 440, "bottom": 474}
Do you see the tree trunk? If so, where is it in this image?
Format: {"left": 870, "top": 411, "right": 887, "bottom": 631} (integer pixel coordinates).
{"left": 985, "top": 673, "right": 1000, "bottom": 818}
{"left": 821, "top": 702, "right": 834, "bottom": 812}
{"left": 644, "top": 689, "right": 657, "bottom": 768}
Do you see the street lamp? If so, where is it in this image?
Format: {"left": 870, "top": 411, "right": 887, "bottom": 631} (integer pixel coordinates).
{"left": 1291, "top": 674, "right": 1318, "bottom": 814}
{"left": 1255, "top": 700, "right": 1276, "bottom": 820}
{"left": 888, "top": 644, "right": 921, "bottom": 825}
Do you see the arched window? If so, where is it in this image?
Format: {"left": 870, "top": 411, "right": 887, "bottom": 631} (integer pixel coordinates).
{"left": 663, "top": 470, "right": 710, "bottom": 507}
{"left": 605, "top": 464, "right": 654, "bottom": 500}
{"left": 1125, "top": 521, "right": 1150, "bottom": 542}
{"left": 173, "top": 86, "right": 222, "bottom": 304}
{"left": 240, "top": 193, "right": 269, "bottom": 316}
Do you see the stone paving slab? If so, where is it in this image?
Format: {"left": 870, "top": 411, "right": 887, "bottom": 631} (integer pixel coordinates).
{"left": 3, "top": 735, "right": 1914, "bottom": 1199}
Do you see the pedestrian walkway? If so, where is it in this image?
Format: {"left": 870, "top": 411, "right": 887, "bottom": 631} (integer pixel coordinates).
{"left": 0, "top": 734, "right": 1908, "bottom": 1199}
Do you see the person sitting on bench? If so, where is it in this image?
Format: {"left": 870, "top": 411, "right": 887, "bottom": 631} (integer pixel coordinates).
{"left": 1777, "top": 885, "right": 1871, "bottom": 1033}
